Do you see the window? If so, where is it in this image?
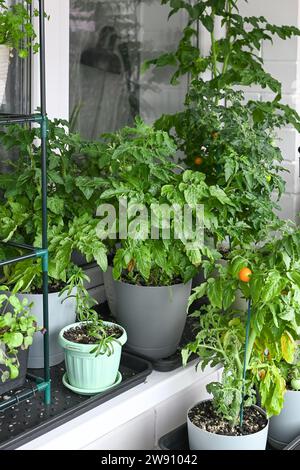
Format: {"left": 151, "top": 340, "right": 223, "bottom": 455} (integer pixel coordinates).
{"left": 69, "top": 0, "right": 187, "bottom": 138}
{"left": 70, "top": 0, "right": 140, "bottom": 139}
{"left": 0, "top": 0, "right": 30, "bottom": 115}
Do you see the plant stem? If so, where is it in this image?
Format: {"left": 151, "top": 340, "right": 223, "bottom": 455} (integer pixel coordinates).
{"left": 235, "top": 351, "right": 243, "bottom": 373}
{"left": 222, "top": 0, "right": 232, "bottom": 74}
{"left": 210, "top": 10, "right": 218, "bottom": 79}
{"left": 245, "top": 328, "right": 257, "bottom": 370}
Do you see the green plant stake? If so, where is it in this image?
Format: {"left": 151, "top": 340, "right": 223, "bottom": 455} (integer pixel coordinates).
{"left": 240, "top": 299, "right": 252, "bottom": 428}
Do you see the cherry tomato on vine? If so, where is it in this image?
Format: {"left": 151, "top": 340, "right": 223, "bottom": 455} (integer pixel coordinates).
{"left": 266, "top": 174, "right": 272, "bottom": 183}
{"left": 194, "top": 156, "right": 203, "bottom": 166}
{"left": 211, "top": 131, "right": 219, "bottom": 140}
{"left": 238, "top": 267, "right": 252, "bottom": 282}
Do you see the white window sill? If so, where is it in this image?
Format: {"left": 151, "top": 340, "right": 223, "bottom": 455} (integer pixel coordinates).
{"left": 18, "top": 361, "right": 221, "bottom": 450}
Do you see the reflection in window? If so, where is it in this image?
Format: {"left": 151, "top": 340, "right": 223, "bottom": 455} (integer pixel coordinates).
{"left": 0, "top": 53, "right": 29, "bottom": 115}
{"left": 70, "top": 0, "right": 140, "bottom": 139}
{"left": 0, "top": 0, "right": 29, "bottom": 115}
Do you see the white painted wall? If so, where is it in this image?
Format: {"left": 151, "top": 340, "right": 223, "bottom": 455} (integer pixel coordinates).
{"left": 238, "top": 0, "right": 300, "bottom": 222}
{"left": 32, "top": 0, "right": 69, "bottom": 120}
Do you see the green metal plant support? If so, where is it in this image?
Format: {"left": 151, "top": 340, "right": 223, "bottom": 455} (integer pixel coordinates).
{"left": 0, "top": 0, "right": 51, "bottom": 410}
{"left": 239, "top": 299, "right": 252, "bottom": 428}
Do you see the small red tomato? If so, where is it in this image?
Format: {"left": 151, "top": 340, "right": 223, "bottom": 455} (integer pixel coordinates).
{"left": 194, "top": 156, "right": 204, "bottom": 166}
{"left": 238, "top": 267, "right": 252, "bottom": 283}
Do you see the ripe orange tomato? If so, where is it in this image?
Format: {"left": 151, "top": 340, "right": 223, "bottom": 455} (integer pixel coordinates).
{"left": 238, "top": 267, "right": 252, "bottom": 282}
{"left": 194, "top": 156, "right": 203, "bottom": 166}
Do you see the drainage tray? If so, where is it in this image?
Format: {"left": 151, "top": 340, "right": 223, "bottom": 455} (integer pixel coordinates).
{"left": 158, "top": 424, "right": 298, "bottom": 450}
{"left": 0, "top": 352, "right": 152, "bottom": 450}
{"left": 96, "top": 302, "right": 199, "bottom": 373}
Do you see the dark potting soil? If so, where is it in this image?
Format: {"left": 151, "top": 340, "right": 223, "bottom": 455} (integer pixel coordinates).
{"left": 120, "top": 274, "right": 184, "bottom": 287}
{"left": 28, "top": 281, "right": 67, "bottom": 295}
{"left": 188, "top": 401, "right": 267, "bottom": 437}
{"left": 63, "top": 323, "right": 122, "bottom": 345}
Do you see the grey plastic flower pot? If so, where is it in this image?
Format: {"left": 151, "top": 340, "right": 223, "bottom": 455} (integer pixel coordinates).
{"left": 103, "top": 266, "right": 117, "bottom": 317}
{"left": 187, "top": 400, "right": 269, "bottom": 450}
{"left": 17, "top": 289, "right": 77, "bottom": 369}
{"left": 113, "top": 279, "right": 192, "bottom": 360}
{"left": 269, "top": 390, "right": 300, "bottom": 449}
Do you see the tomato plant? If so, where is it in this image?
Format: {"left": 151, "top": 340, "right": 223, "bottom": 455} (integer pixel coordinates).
{"left": 144, "top": 0, "right": 300, "bottom": 249}
{"left": 183, "top": 226, "right": 300, "bottom": 424}
{"left": 0, "top": 119, "right": 108, "bottom": 292}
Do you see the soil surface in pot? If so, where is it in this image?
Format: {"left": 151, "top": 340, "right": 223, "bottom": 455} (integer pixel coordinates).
{"left": 22, "top": 281, "right": 67, "bottom": 295}
{"left": 120, "top": 273, "right": 184, "bottom": 287}
{"left": 189, "top": 401, "right": 267, "bottom": 436}
{"left": 63, "top": 323, "right": 122, "bottom": 344}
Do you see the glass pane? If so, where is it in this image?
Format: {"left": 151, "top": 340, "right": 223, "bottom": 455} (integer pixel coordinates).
{"left": 70, "top": 0, "right": 187, "bottom": 137}
{"left": 0, "top": 1, "right": 30, "bottom": 175}
{"left": 139, "top": 0, "right": 188, "bottom": 123}
{"left": 1, "top": 54, "right": 29, "bottom": 114}
{"left": 0, "top": 0, "right": 30, "bottom": 115}
{"left": 70, "top": 0, "right": 140, "bottom": 139}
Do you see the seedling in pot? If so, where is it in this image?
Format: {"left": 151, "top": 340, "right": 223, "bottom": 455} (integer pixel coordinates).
{"left": 0, "top": 286, "right": 39, "bottom": 382}
{"left": 58, "top": 270, "right": 127, "bottom": 394}
{"left": 60, "top": 268, "right": 121, "bottom": 356}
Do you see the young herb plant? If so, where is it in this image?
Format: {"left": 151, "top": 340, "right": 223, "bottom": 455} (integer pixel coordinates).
{"left": 60, "top": 268, "right": 120, "bottom": 357}
{"left": 0, "top": 285, "right": 39, "bottom": 382}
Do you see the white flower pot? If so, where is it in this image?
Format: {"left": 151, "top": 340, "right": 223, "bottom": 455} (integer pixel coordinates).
{"left": 0, "top": 45, "right": 10, "bottom": 106}
{"left": 17, "top": 288, "right": 77, "bottom": 368}
{"left": 269, "top": 390, "right": 300, "bottom": 449}
{"left": 187, "top": 400, "right": 269, "bottom": 450}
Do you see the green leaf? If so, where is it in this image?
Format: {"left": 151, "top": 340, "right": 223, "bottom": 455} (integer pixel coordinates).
{"left": 281, "top": 332, "right": 295, "bottom": 364}
{"left": 93, "top": 247, "right": 108, "bottom": 272}
{"left": 47, "top": 196, "right": 64, "bottom": 215}
{"left": 188, "top": 282, "right": 207, "bottom": 309}
{"left": 209, "top": 186, "right": 233, "bottom": 205}
{"left": 3, "top": 332, "right": 23, "bottom": 349}
{"left": 261, "top": 271, "right": 286, "bottom": 303}
{"left": 202, "top": 15, "right": 214, "bottom": 33}
{"left": 8, "top": 364, "right": 19, "bottom": 380}
{"left": 222, "top": 284, "right": 236, "bottom": 310}
{"left": 207, "top": 278, "right": 223, "bottom": 308}
{"left": 23, "top": 336, "right": 33, "bottom": 349}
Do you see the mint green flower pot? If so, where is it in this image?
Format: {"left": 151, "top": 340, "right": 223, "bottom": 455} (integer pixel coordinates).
{"left": 59, "top": 321, "right": 127, "bottom": 391}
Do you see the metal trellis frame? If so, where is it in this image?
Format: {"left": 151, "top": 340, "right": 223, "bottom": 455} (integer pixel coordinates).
{"left": 0, "top": 0, "right": 51, "bottom": 410}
